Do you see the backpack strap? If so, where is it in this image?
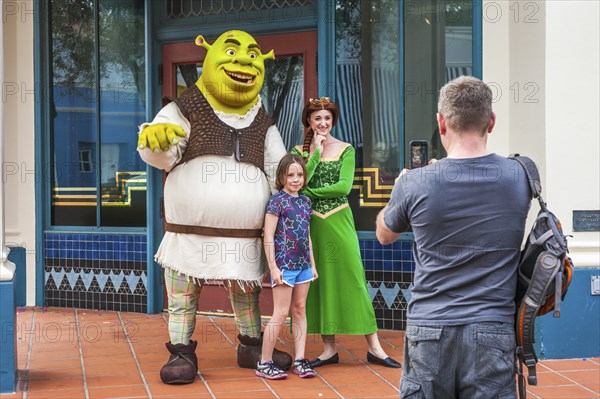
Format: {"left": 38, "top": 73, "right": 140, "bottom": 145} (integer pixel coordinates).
{"left": 509, "top": 154, "right": 548, "bottom": 213}
{"left": 516, "top": 356, "right": 527, "bottom": 399}
{"left": 509, "top": 154, "right": 542, "bottom": 199}
{"left": 516, "top": 290, "right": 542, "bottom": 390}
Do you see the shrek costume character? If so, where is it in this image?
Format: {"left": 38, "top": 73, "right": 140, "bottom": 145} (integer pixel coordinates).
{"left": 137, "top": 30, "right": 290, "bottom": 385}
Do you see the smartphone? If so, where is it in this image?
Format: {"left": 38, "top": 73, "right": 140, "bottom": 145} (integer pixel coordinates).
{"left": 409, "top": 140, "right": 429, "bottom": 169}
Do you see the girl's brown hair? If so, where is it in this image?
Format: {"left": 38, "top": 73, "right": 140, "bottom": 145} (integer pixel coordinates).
{"left": 275, "top": 153, "right": 307, "bottom": 190}
{"left": 300, "top": 97, "right": 339, "bottom": 161}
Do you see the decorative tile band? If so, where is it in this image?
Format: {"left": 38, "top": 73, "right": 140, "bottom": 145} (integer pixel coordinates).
{"left": 367, "top": 282, "right": 413, "bottom": 310}
{"left": 45, "top": 268, "right": 147, "bottom": 294}
{"left": 361, "top": 239, "right": 415, "bottom": 331}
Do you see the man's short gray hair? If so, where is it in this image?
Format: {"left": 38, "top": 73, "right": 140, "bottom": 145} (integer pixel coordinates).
{"left": 438, "top": 76, "right": 493, "bottom": 134}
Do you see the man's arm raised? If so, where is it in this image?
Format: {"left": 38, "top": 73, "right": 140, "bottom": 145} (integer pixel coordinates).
{"left": 376, "top": 208, "right": 402, "bottom": 245}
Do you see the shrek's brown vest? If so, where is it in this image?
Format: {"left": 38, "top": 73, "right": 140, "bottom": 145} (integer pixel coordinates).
{"left": 172, "top": 85, "right": 274, "bottom": 172}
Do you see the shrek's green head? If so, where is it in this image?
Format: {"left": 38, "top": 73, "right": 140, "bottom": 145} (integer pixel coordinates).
{"left": 195, "top": 30, "right": 275, "bottom": 115}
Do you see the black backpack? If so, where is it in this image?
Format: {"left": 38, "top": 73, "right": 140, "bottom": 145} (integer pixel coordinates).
{"left": 510, "top": 155, "right": 574, "bottom": 399}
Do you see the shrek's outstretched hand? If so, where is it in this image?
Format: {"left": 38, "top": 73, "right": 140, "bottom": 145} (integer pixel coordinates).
{"left": 138, "top": 123, "right": 186, "bottom": 152}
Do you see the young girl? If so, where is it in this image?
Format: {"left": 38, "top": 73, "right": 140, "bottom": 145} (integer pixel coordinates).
{"left": 256, "top": 154, "right": 318, "bottom": 380}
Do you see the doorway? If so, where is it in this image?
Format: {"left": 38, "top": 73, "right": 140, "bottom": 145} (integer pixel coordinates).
{"left": 160, "top": 31, "right": 318, "bottom": 314}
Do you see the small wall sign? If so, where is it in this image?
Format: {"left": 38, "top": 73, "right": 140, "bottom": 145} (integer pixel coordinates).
{"left": 573, "top": 210, "right": 600, "bottom": 231}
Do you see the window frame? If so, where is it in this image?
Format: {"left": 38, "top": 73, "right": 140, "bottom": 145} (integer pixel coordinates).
{"left": 39, "top": 0, "right": 148, "bottom": 231}
{"left": 79, "top": 149, "right": 93, "bottom": 173}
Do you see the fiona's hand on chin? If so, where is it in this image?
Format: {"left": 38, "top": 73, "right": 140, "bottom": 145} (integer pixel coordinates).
{"left": 313, "top": 134, "right": 326, "bottom": 152}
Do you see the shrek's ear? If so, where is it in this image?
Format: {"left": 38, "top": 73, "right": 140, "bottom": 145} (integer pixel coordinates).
{"left": 263, "top": 49, "right": 275, "bottom": 61}
{"left": 195, "top": 35, "right": 211, "bottom": 51}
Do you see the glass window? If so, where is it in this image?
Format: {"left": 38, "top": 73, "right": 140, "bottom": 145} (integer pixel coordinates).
{"left": 335, "top": 0, "right": 402, "bottom": 230}
{"left": 260, "top": 56, "right": 305, "bottom": 150}
{"left": 404, "top": 0, "right": 473, "bottom": 161}
{"left": 49, "top": 0, "right": 146, "bottom": 227}
{"left": 335, "top": 0, "right": 473, "bottom": 231}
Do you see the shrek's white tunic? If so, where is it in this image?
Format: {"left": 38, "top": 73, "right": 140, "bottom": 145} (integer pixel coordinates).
{"left": 138, "top": 98, "right": 287, "bottom": 285}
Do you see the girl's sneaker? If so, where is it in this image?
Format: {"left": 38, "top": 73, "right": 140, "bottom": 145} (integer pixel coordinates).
{"left": 256, "top": 360, "right": 288, "bottom": 380}
{"left": 293, "top": 358, "right": 316, "bottom": 378}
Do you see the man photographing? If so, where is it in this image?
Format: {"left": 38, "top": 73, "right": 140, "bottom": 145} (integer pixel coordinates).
{"left": 376, "top": 76, "right": 531, "bottom": 398}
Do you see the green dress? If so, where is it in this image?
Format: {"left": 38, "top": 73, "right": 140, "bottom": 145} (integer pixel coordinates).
{"left": 292, "top": 144, "right": 378, "bottom": 335}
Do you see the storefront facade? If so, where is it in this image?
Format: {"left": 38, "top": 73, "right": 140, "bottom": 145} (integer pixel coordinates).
{"left": 3, "top": 1, "right": 598, "bottom": 359}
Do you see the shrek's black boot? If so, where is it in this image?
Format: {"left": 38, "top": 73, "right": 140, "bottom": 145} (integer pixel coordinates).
{"left": 237, "top": 334, "right": 292, "bottom": 370}
{"left": 160, "top": 340, "right": 198, "bottom": 384}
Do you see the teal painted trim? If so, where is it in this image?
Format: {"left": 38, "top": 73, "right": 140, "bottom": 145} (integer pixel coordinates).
{"left": 535, "top": 268, "right": 600, "bottom": 360}
{"left": 34, "top": 0, "right": 48, "bottom": 307}
{"left": 43, "top": 229, "right": 145, "bottom": 235}
{"left": 45, "top": 226, "right": 145, "bottom": 233}
{"left": 94, "top": 1, "right": 102, "bottom": 227}
{"left": 151, "top": 39, "right": 163, "bottom": 117}
{"left": 146, "top": 169, "right": 163, "bottom": 315}
{"left": 357, "top": 231, "right": 376, "bottom": 241}
{"left": 317, "top": 0, "right": 336, "bottom": 97}
{"left": 7, "top": 247, "right": 26, "bottom": 307}
{"left": 0, "top": 275, "right": 17, "bottom": 393}
{"left": 154, "top": 6, "right": 317, "bottom": 43}
{"left": 472, "top": 1, "right": 483, "bottom": 78}
{"left": 145, "top": 2, "right": 163, "bottom": 314}
{"left": 156, "top": 19, "right": 316, "bottom": 44}
{"left": 399, "top": 1, "right": 406, "bottom": 168}
{"left": 357, "top": 231, "right": 414, "bottom": 241}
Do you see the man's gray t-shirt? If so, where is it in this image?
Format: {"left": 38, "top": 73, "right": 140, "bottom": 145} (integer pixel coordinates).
{"left": 384, "top": 154, "right": 531, "bottom": 325}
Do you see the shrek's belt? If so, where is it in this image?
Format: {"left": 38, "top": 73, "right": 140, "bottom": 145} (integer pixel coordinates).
{"left": 165, "top": 222, "right": 262, "bottom": 238}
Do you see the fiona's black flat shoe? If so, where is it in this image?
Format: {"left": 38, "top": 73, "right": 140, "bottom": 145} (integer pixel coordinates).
{"left": 367, "top": 352, "right": 401, "bottom": 368}
{"left": 309, "top": 353, "right": 339, "bottom": 368}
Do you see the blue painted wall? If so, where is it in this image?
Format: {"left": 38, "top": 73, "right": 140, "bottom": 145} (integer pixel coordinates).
{"left": 7, "top": 247, "right": 26, "bottom": 307}
{"left": 535, "top": 267, "right": 600, "bottom": 359}
{"left": 0, "top": 275, "right": 17, "bottom": 393}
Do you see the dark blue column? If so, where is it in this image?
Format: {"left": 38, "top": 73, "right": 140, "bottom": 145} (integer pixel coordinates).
{"left": 0, "top": 273, "right": 17, "bottom": 393}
